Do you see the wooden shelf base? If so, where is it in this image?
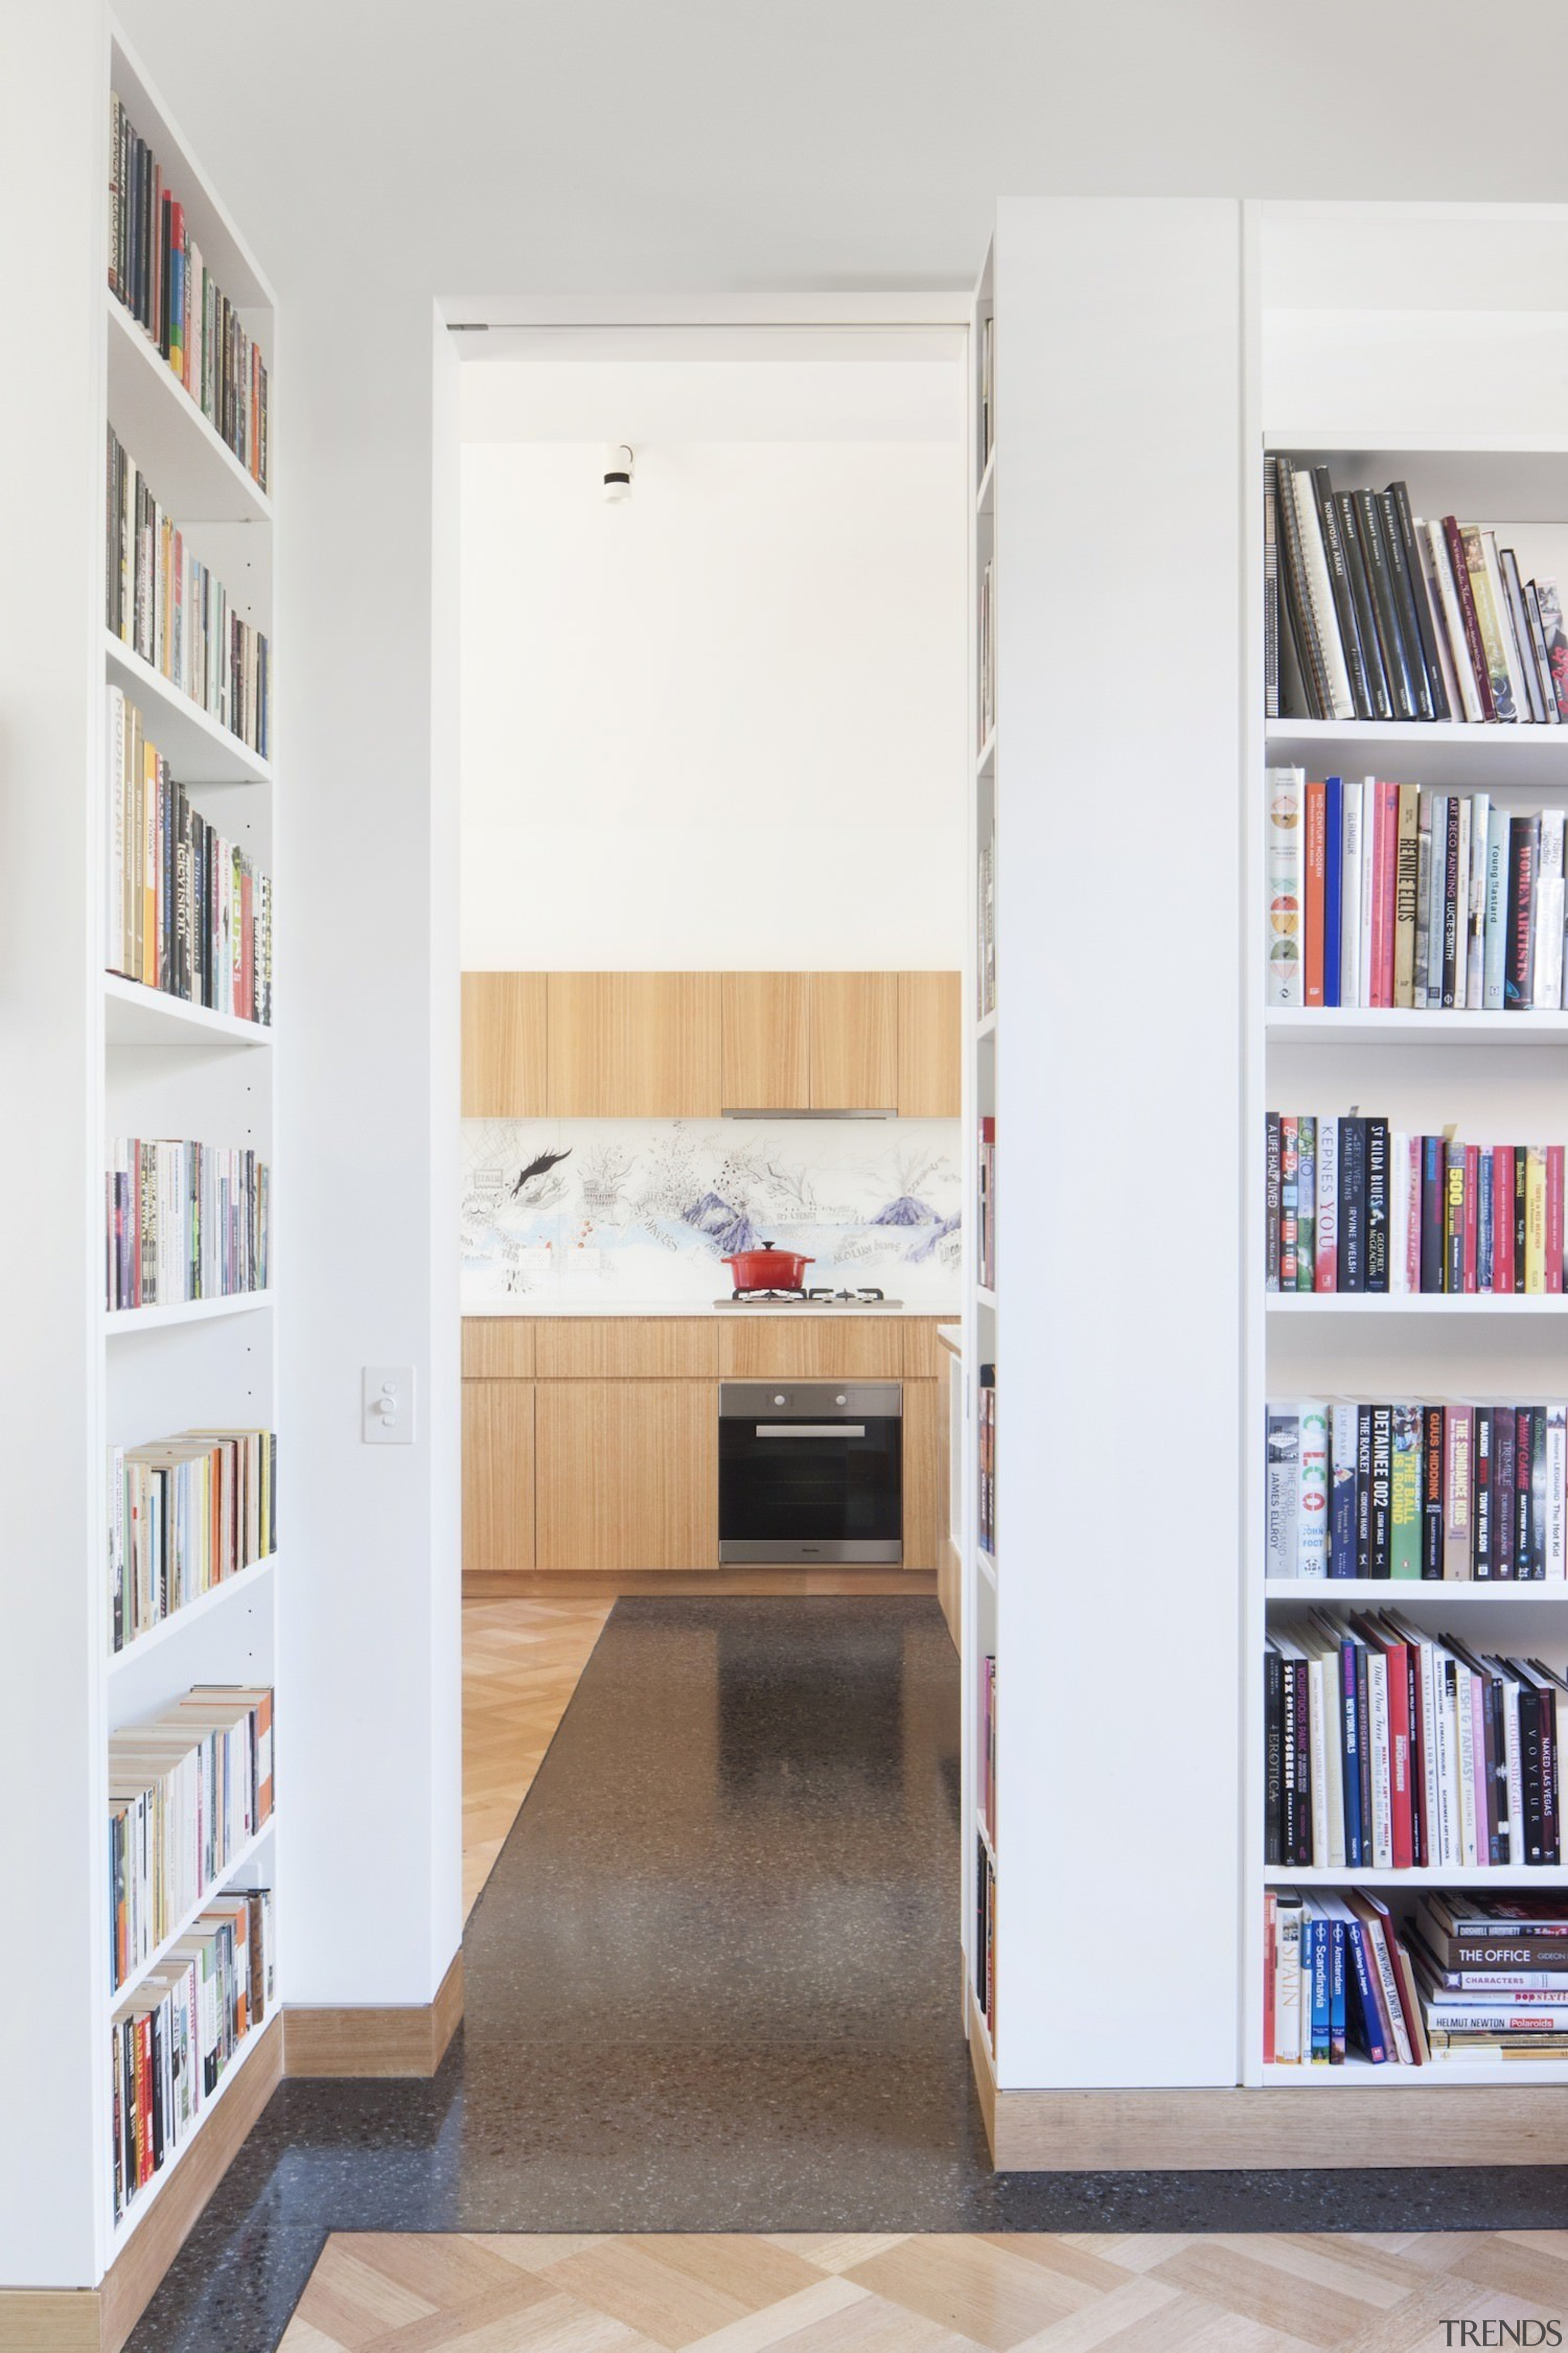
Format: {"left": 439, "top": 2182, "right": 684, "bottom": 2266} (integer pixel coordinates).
{"left": 967, "top": 1989, "right": 1568, "bottom": 2170}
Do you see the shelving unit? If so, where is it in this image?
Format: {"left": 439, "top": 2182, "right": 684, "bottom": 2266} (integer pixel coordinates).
{"left": 0, "top": 14, "right": 282, "bottom": 2330}
{"left": 1248, "top": 199, "right": 1568, "bottom": 2099}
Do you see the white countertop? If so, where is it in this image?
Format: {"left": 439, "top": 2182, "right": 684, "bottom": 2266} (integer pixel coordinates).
{"left": 461, "top": 1298, "right": 960, "bottom": 1320}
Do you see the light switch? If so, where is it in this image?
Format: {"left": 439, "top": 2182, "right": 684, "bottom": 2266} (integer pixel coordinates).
{"left": 363, "top": 1364, "right": 415, "bottom": 1445}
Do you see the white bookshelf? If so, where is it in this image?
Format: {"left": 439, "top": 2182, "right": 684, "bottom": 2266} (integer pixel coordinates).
{"left": 1248, "top": 200, "right": 1568, "bottom": 2096}
{"left": 0, "top": 12, "right": 281, "bottom": 2313}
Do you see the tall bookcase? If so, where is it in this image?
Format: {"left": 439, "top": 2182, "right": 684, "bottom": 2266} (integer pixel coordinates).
{"left": 1247, "top": 200, "right": 1568, "bottom": 2095}
{"left": 0, "top": 15, "right": 282, "bottom": 2333}
{"left": 961, "top": 198, "right": 1568, "bottom": 2166}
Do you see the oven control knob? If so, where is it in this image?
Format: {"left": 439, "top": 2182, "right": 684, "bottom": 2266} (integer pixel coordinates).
{"left": 835, "top": 1394, "right": 848, "bottom": 1406}
{"left": 773, "top": 1393, "right": 788, "bottom": 1406}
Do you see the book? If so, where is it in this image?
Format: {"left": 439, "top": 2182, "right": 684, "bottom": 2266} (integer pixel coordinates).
{"left": 1265, "top": 769, "right": 1303, "bottom": 1006}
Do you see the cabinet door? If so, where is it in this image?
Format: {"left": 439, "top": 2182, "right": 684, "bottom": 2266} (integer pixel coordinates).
{"left": 546, "top": 974, "right": 722, "bottom": 1116}
{"left": 461, "top": 974, "right": 548, "bottom": 1117}
{"left": 462, "top": 1380, "right": 535, "bottom": 1573}
{"left": 535, "top": 1381, "right": 717, "bottom": 1571}
{"left": 807, "top": 973, "right": 898, "bottom": 1112}
{"left": 721, "top": 973, "right": 810, "bottom": 1111}
{"left": 901, "top": 1379, "right": 940, "bottom": 1571}
{"left": 716, "top": 1318, "right": 902, "bottom": 1380}
{"left": 897, "top": 971, "right": 962, "bottom": 1117}
{"left": 535, "top": 1319, "right": 718, "bottom": 1380}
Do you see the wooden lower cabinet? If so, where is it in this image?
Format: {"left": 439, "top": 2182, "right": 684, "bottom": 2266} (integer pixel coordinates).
{"left": 900, "top": 1380, "right": 940, "bottom": 1572}
{"left": 535, "top": 1380, "right": 718, "bottom": 1572}
{"left": 462, "top": 1379, "right": 535, "bottom": 1573}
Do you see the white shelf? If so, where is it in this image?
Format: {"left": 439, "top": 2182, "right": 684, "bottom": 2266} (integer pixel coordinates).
{"left": 104, "top": 1290, "right": 274, "bottom": 1335}
{"left": 1267, "top": 1292, "right": 1566, "bottom": 1315}
{"left": 976, "top": 729, "right": 995, "bottom": 775}
{"left": 976, "top": 1008, "right": 997, "bottom": 1039}
{"left": 976, "top": 446, "right": 995, "bottom": 516}
{"left": 1262, "top": 2057, "right": 1568, "bottom": 2087}
{"left": 975, "top": 1284, "right": 997, "bottom": 1309}
{"left": 105, "top": 295, "right": 271, "bottom": 529}
{"left": 108, "top": 2011, "right": 274, "bottom": 2255}
{"left": 1265, "top": 1864, "right": 1568, "bottom": 1888}
{"left": 107, "top": 1554, "right": 277, "bottom": 1675}
{"left": 978, "top": 1545, "right": 997, "bottom": 1590}
{"left": 976, "top": 1810, "right": 997, "bottom": 1865}
{"left": 110, "top": 1817, "right": 275, "bottom": 2012}
{"left": 1264, "top": 717, "right": 1568, "bottom": 790}
{"left": 1265, "top": 1577, "right": 1564, "bottom": 1604}
{"left": 103, "top": 974, "right": 273, "bottom": 1050}
{"left": 104, "top": 636, "right": 272, "bottom": 789}
{"left": 1267, "top": 1007, "right": 1568, "bottom": 1044}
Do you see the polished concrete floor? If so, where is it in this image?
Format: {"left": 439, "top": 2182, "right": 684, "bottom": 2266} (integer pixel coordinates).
{"left": 124, "top": 1598, "right": 1568, "bottom": 2353}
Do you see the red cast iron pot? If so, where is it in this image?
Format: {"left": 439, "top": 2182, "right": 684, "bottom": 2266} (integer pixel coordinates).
{"left": 723, "top": 1245, "right": 815, "bottom": 1292}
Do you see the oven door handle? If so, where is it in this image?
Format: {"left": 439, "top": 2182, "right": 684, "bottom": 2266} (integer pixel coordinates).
{"left": 753, "top": 1423, "right": 866, "bottom": 1439}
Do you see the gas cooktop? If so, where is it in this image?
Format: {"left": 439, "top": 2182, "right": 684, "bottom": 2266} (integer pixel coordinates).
{"left": 712, "top": 1287, "right": 904, "bottom": 1308}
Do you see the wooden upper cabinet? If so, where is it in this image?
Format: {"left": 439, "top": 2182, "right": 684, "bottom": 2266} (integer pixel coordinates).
{"left": 545, "top": 974, "right": 722, "bottom": 1117}
{"left": 808, "top": 973, "right": 899, "bottom": 1112}
{"left": 897, "top": 971, "right": 962, "bottom": 1116}
{"left": 462, "top": 974, "right": 548, "bottom": 1118}
{"left": 721, "top": 973, "right": 810, "bottom": 1112}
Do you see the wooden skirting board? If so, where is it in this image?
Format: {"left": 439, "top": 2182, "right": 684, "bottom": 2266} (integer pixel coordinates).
{"left": 463, "top": 1569, "right": 938, "bottom": 1600}
{"left": 966, "top": 1986, "right": 1568, "bottom": 2169}
{"left": 0, "top": 2014, "right": 284, "bottom": 2353}
{"left": 283, "top": 1949, "right": 464, "bottom": 2080}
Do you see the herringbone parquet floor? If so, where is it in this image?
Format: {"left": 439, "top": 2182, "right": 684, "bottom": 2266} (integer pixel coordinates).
{"left": 461, "top": 1597, "right": 611, "bottom": 1915}
{"left": 277, "top": 2228, "right": 1568, "bottom": 2352}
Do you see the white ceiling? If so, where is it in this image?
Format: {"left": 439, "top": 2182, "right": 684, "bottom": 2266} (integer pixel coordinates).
{"left": 118, "top": 0, "right": 1568, "bottom": 307}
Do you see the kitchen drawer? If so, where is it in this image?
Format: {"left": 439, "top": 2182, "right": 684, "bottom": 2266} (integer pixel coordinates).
{"left": 534, "top": 1319, "right": 719, "bottom": 1380}
{"left": 717, "top": 1318, "right": 902, "bottom": 1380}
{"left": 462, "top": 1319, "right": 536, "bottom": 1379}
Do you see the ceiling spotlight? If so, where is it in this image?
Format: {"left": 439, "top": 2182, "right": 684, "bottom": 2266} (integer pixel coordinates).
{"left": 602, "top": 443, "right": 634, "bottom": 503}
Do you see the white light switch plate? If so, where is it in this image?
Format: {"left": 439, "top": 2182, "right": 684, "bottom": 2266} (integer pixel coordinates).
{"left": 363, "top": 1364, "right": 415, "bottom": 1445}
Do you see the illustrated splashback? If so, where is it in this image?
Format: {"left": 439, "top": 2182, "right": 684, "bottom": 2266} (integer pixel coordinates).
{"left": 461, "top": 1118, "right": 963, "bottom": 1306}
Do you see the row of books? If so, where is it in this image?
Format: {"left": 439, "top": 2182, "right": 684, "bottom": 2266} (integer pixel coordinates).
{"left": 978, "top": 1116, "right": 997, "bottom": 1290}
{"left": 108, "top": 95, "right": 270, "bottom": 492}
{"left": 107, "top": 687, "right": 273, "bottom": 1022}
{"left": 1265, "top": 1113, "right": 1566, "bottom": 1296}
{"left": 1267, "top": 1890, "right": 1568, "bottom": 2066}
{"left": 1267, "top": 1609, "right": 1564, "bottom": 1872}
{"left": 109, "top": 1685, "right": 274, "bottom": 1994}
{"left": 1265, "top": 1887, "right": 1428, "bottom": 2064}
{"left": 109, "top": 1429, "right": 277, "bottom": 1654}
{"left": 1265, "top": 1399, "right": 1567, "bottom": 1583}
{"left": 106, "top": 1140, "right": 271, "bottom": 1311}
{"left": 113, "top": 1888, "right": 273, "bottom": 2223}
{"left": 978, "top": 557, "right": 995, "bottom": 747}
{"left": 1265, "top": 771, "right": 1567, "bottom": 1012}
{"left": 978, "top": 834, "right": 995, "bottom": 1018}
{"left": 978, "top": 1365, "right": 997, "bottom": 1554}
{"left": 978, "top": 1653, "right": 997, "bottom": 1844}
{"left": 974, "top": 1830, "right": 997, "bottom": 2031}
{"left": 107, "top": 431, "right": 271, "bottom": 756}
{"left": 1266, "top": 458, "right": 1567, "bottom": 725}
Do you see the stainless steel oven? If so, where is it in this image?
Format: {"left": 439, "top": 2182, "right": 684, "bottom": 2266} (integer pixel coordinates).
{"left": 718, "top": 1381, "right": 903, "bottom": 1564}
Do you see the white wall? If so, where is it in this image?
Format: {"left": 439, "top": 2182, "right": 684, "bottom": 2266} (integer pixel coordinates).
{"left": 461, "top": 434, "right": 966, "bottom": 969}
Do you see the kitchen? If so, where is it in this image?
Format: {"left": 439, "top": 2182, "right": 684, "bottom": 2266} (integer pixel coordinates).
{"left": 456, "top": 329, "right": 968, "bottom": 1658}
